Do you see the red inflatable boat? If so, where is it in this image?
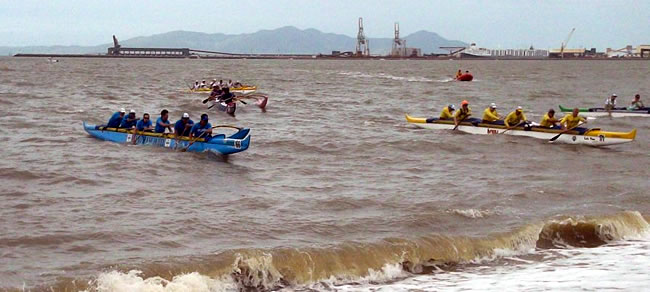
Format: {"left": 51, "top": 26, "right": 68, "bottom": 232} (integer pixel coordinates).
{"left": 456, "top": 73, "right": 473, "bottom": 81}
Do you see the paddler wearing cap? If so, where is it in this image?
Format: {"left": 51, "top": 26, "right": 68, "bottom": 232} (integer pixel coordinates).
{"left": 454, "top": 100, "right": 472, "bottom": 127}
{"left": 504, "top": 106, "right": 529, "bottom": 128}
{"left": 106, "top": 108, "right": 126, "bottom": 128}
{"left": 439, "top": 104, "right": 455, "bottom": 120}
{"left": 119, "top": 109, "right": 139, "bottom": 129}
{"left": 605, "top": 94, "right": 617, "bottom": 111}
{"left": 189, "top": 114, "right": 213, "bottom": 140}
{"left": 174, "top": 113, "right": 195, "bottom": 137}
{"left": 482, "top": 103, "right": 502, "bottom": 124}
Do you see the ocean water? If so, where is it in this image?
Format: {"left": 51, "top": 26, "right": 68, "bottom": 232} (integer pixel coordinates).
{"left": 0, "top": 57, "right": 649, "bottom": 291}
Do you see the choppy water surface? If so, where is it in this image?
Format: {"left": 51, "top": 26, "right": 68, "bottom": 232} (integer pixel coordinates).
{"left": 0, "top": 57, "right": 649, "bottom": 291}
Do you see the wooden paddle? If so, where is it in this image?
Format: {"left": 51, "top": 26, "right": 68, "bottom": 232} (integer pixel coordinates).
{"left": 180, "top": 131, "right": 207, "bottom": 152}
{"left": 452, "top": 115, "right": 467, "bottom": 130}
{"left": 549, "top": 121, "right": 585, "bottom": 142}
{"left": 500, "top": 121, "right": 527, "bottom": 135}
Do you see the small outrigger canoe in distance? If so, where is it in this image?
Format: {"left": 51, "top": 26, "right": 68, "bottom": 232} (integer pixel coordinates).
{"left": 405, "top": 114, "right": 636, "bottom": 146}
{"left": 559, "top": 105, "right": 650, "bottom": 117}
{"left": 83, "top": 122, "right": 250, "bottom": 155}
{"left": 187, "top": 86, "right": 257, "bottom": 95}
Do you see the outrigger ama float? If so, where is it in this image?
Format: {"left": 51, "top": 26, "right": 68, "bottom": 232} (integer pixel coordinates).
{"left": 188, "top": 86, "right": 257, "bottom": 95}
{"left": 405, "top": 114, "right": 636, "bottom": 146}
{"left": 83, "top": 122, "right": 250, "bottom": 155}
{"left": 559, "top": 105, "right": 650, "bottom": 118}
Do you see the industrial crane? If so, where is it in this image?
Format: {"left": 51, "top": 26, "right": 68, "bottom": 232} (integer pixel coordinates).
{"left": 560, "top": 28, "right": 575, "bottom": 59}
{"left": 356, "top": 17, "right": 369, "bottom": 56}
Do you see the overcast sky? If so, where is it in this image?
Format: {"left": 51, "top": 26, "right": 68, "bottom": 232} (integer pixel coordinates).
{"left": 1, "top": 0, "right": 648, "bottom": 50}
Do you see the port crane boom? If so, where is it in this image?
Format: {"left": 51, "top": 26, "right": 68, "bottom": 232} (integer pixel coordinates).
{"left": 560, "top": 28, "right": 575, "bottom": 58}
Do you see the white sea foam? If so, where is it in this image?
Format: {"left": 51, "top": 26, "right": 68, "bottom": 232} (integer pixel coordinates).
{"left": 332, "top": 236, "right": 650, "bottom": 292}
{"left": 449, "top": 208, "right": 495, "bottom": 218}
{"left": 85, "top": 270, "right": 237, "bottom": 292}
{"left": 338, "top": 71, "right": 433, "bottom": 82}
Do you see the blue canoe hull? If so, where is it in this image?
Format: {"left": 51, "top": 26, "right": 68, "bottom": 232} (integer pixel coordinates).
{"left": 83, "top": 122, "right": 250, "bottom": 155}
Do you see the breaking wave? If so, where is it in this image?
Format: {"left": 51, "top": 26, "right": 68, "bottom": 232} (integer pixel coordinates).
{"left": 35, "top": 211, "right": 644, "bottom": 291}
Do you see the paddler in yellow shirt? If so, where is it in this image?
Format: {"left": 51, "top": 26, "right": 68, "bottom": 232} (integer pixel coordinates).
{"left": 482, "top": 103, "right": 501, "bottom": 123}
{"left": 439, "top": 104, "right": 455, "bottom": 120}
{"left": 504, "top": 106, "right": 529, "bottom": 128}
{"left": 454, "top": 100, "right": 472, "bottom": 128}
{"left": 560, "top": 108, "right": 587, "bottom": 130}
{"left": 539, "top": 109, "right": 561, "bottom": 129}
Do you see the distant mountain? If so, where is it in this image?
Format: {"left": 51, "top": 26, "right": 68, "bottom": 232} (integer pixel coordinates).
{"left": 1, "top": 26, "right": 467, "bottom": 56}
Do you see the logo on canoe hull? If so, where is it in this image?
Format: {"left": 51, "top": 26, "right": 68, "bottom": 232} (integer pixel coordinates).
{"left": 126, "top": 134, "right": 133, "bottom": 143}
{"left": 572, "top": 136, "right": 577, "bottom": 141}
{"left": 165, "top": 139, "right": 171, "bottom": 147}
{"left": 487, "top": 129, "right": 499, "bottom": 135}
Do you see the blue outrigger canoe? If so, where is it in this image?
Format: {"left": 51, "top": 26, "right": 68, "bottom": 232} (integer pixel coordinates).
{"left": 83, "top": 122, "right": 250, "bottom": 155}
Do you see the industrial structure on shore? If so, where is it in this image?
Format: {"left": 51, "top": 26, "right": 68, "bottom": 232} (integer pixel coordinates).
{"left": 12, "top": 20, "right": 650, "bottom": 60}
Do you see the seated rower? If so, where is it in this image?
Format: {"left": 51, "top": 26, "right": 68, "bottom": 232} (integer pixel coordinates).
{"left": 208, "top": 85, "right": 223, "bottom": 102}
{"left": 174, "top": 113, "right": 194, "bottom": 137}
{"left": 455, "top": 69, "right": 462, "bottom": 79}
{"left": 504, "top": 106, "right": 529, "bottom": 128}
{"left": 454, "top": 100, "right": 472, "bottom": 126}
{"left": 560, "top": 108, "right": 587, "bottom": 130}
{"left": 107, "top": 108, "right": 126, "bottom": 128}
{"left": 209, "top": 79, "right": 218, "bottom": 88}
{"left": 628, "top": 94, "right": 644, "bottom": 110}
{"left": 189, "top": 114, "right": 213, "bottom": 140}
{"left": 135, "top": 113, "right": 153, "bottom": 132}
{"left": 227, "top": 79, "right": 233, "bottom": 88}
{"left": 193, "top": 81, "right": 200, "bottom": 90}
{"left": 605, "top": 93, "right": 617, "bottom": 111}
{"left": 539, "top": 109, "right": 561, "bottom": 129}
{"left": 218, "top": 87, "right": 235, "bottom": 104}
{"left": 482, "top": 103, "right": 501, "bottom": 123}
{"left": 439, "top": 104, "right": 455, "bottom": 120}
{"left": 200, "top": 80, "right": 207, "bottom": 88}
{"left": 119, "top": 109, "right": 139, "bottom": 129}
{"left": 155, "top": 109, "right": 173, "bottom": 133}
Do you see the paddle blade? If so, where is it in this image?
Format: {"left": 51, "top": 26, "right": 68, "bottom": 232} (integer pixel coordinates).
{"left": 549, "top": 133, "right": 562, "bottom": 142}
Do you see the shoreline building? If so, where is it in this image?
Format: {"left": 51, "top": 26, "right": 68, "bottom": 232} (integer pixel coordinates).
{"left": 489, "top": 46, "right": 549, "bottom": 58}
{"left": 606, "top": 45, "right": 650, "bottom": 58}
{"left": 454, "top": 43, "right": 548, "bottom": 58}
